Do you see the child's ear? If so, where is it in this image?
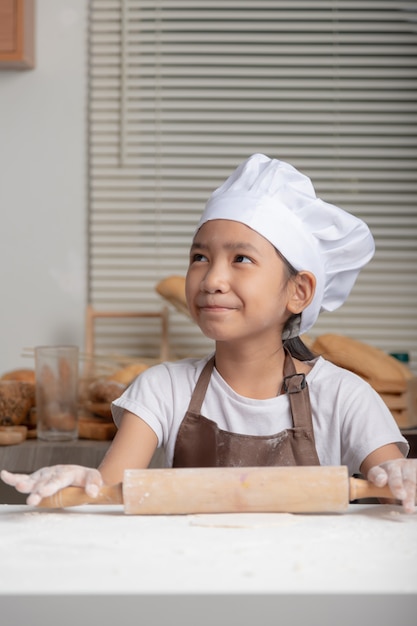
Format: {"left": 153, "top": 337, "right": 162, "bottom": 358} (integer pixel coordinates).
{"left": 287, "top": 271, "right": 316, "bottom": 314}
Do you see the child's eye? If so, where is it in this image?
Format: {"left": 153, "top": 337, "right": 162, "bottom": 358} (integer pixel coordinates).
{"left": 191, "top": 253, "right": 208, "bottom": 263}
{"left": 234, "top": 255, "right": 252, "bottom": 264}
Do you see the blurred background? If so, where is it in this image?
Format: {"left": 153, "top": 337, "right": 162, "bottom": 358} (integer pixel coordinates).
{"left": 0, "top": 0, "right": 416, "bottom": 374}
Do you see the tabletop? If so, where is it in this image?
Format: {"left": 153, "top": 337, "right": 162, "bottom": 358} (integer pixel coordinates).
{"left": 1, "top": 438, "right": 417, "bottom": 625}
{"left": 1, "top": 502, "right": 416, "bottom": 594}
{"left": 1, "top": 503, "right": 416, "bottom": 626}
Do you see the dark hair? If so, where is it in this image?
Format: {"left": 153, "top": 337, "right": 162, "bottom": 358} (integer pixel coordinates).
{"left": 284, "top": 333, "right": 316, "bottom": 361}
{"left": 275, "top": 249, "right": 316, "bottom": 362}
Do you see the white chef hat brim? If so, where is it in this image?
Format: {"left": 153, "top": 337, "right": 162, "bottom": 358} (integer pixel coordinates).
{"left": 196, "top": 154, "right": 375, "bottom": 335}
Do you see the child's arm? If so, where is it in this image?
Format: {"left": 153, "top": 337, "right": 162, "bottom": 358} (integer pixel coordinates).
{"left": 0, "top": 410, "right": 158, "bottom": 505}
{"left": 360, "top": 443, "right": 417, "bottom": 513}
{"left": 98, "top": 410, "right": 158, "bottom": 485}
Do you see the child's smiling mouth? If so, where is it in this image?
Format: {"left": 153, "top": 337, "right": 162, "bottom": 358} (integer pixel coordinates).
{"left": 200, "top": 304, "right": 236, "bottom": 312}
{"left": 197, "top": 299, "right": 239, "bottom": 313}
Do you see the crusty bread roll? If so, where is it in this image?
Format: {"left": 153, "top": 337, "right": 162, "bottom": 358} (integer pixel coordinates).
{"left": 311, "top": 333, "right": 413, "bottom": 393}
{"left": 88, "top": 379, "right": 126, "bottom": 404}
{"left": 82, "top": 364, "right": 149, "bottom": 421}
{"left": 1, "top": 369, "right": 36, "bottom": 384}
{"left": 0, "top": 381, "right": 36, "bottom": 425}
{"left": 78, "top": 416, "right": 117, "bottom": 440}
{"left": 108, "top": 363, "right": 149, "bottom": 385}
{"left": 155, "top": 275, "right": 190, "bottom": 317}
{"left": 0, "top": 425, "right": 28, "bottom": 445}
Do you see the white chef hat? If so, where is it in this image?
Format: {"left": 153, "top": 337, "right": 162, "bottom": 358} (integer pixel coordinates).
{"left": 196, "top": 153, "right": 375, "bottom": 336}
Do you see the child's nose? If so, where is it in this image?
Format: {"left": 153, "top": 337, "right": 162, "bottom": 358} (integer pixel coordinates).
{"left": 200, "top": 263, "right": 227, "bottom": 293}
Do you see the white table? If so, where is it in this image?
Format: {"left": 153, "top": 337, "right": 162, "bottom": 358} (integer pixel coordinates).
{"left": 1, "top": 503, "right": 416, "bottom": 626}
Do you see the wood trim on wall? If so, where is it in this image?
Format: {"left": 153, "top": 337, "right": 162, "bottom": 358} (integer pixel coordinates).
{"left": 0, "top": 0, "right": 35, "bottom": 69}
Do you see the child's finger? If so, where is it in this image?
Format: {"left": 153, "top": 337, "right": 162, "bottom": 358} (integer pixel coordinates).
{"left": 400, "top": 462, "right": 417, "bottom": 513}
{"left": 368, "top": 459, "right": 417, "bottom": 513}
{"left": 0, "top": 470, "right": 38, "bottom": 492}
{"left": 366, "top": 465, "right": 388, "bottom": 488}
{"left": 84, "top": 469, "right": 103, "bottom": 498}
{"left": 385, "top": 463, "right": 407, "bottom": 501}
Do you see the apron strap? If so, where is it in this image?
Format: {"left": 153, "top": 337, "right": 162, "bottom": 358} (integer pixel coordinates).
{"left": 186, "top": 350, "right": 313, "bottom": 429}
{"left": 282, "top": 350, "right": 314, "bottom": 430}
{"left": 187, "top": 356, "right": 215, "bottom": 415}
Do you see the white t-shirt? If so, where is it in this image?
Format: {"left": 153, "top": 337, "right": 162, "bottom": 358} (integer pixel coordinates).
{"left": 111, "top": 354, "right": 409, "bottom": 476}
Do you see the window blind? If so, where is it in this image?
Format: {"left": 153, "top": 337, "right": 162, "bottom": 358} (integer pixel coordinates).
{"left": 87, "top": 0, "right": 417, "bottom": 373}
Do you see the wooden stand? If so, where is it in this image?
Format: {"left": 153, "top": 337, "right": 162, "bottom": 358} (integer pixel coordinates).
{"left": 379, "top": 378, "right": 417, "bottom": 428}
{"left": 83, "top": 305, "right": 170, "bottom": 378}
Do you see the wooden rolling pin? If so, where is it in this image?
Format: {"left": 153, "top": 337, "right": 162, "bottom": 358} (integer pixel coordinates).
{"left": 37, "top": 466, "right": 396, "bottom": 514}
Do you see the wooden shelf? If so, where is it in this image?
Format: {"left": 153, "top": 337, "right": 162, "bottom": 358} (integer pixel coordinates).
{"left": 0, "top": 0, "right": 35, "bottom": 69}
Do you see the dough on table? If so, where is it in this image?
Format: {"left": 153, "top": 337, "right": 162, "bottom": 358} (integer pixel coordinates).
{"left": 188, "top": 513, "right": 299, "bottom": 528}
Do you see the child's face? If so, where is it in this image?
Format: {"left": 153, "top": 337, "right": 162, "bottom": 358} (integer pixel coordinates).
{"left": 185, "top": 219, "right": 294, "bottom": 346}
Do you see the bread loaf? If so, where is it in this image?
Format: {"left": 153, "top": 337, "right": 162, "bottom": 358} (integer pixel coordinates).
{"left": 0, "top": 425, "right": 28, "bottom": 445}
{"left": 311, "top": 333, "right": 413, "bottom": 393}
{"left": 78, "top": 416, "right": 117, "bottom": 440}
{"left": 88, "top": 379, "right": 126, "bottom": 404}
{"left": 108, "top": 363, "right": 149, "bottom": 385}
{"left": 0, "top": 381, "right": 36, "bottom": 425}
{"left": 1, "top": 369, "right": 36, "bottom": 384}
{"left": 156, "top": 275, "right": 190, "bottom": 317}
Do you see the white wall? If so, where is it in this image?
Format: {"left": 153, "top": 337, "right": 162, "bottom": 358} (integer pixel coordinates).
{"left": 0, "top": 0, "right": 87, "bottom": 374}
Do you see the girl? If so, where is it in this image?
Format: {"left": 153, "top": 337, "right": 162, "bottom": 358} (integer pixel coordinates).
{"left": 2, "top": 154, "right": 416, "bottom": 512}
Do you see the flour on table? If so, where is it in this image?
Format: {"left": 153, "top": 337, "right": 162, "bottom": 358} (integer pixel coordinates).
{"left": 188, "top": 512, "right": 299, "bottom": 528}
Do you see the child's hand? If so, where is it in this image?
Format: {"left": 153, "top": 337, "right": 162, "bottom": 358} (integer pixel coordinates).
{"left": 0, "top": 465, "right": 103, "bottom": 506}
{"left": 367, "top": 458, "right": 417, "bottom": 513}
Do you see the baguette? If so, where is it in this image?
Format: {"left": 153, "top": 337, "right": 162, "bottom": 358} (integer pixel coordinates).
{"left": 156, "top": 275, "right": 190, "bottom": 317}
{"left": 311, "top": 333, "right": 413, "bottom": 393}
{"left": 108, "top": 363, "right": 149, "bottom": 385}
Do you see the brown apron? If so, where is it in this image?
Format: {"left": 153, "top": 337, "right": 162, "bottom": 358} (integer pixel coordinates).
{"left": 173, "top": 350, "right": 320, "bottom": 467}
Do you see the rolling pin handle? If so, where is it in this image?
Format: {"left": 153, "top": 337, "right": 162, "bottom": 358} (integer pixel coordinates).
{"left": 37, "top": 484, "right": 123, "bottom": 508}
{"left": 349, "top": 477, "right": 393, "bottom": 502}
